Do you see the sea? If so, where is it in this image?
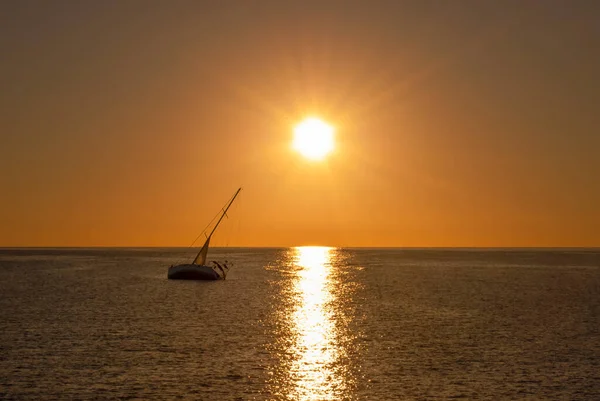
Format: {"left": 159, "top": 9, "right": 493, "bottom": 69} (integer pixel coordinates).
{"left": 0, "top": 247, "right": 599, "bottom": 400}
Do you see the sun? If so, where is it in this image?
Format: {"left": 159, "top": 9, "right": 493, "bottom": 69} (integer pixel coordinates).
{"left": 292, "top": 117, "right": 335, "bottom": 160}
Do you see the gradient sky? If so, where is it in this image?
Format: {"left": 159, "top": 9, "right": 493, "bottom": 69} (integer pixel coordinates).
{"left": 1, "top": 1, "right": 599, "bottom": 247}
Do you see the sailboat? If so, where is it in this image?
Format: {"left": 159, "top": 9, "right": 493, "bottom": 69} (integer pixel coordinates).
{"left": 168, "top": 187, "right": 241, "bottom": 281}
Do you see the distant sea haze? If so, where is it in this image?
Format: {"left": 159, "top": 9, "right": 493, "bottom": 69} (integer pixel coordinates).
{"left": 1, "top": 248, "right": 599, "bottom": 399}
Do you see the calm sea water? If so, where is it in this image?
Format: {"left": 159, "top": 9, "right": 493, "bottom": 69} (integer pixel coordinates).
{"left": 1, "top": 248, "right": 599, "bottom": 400}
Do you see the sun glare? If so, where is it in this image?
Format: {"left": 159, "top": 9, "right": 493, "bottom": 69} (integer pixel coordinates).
{"left": 293, "top": 117, "right": 335, "bottom": 160}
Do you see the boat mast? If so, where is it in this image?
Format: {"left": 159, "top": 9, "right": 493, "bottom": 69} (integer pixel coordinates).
{"left": 206, "top": 187, "right": 242, "bottom": 240}
{"left": 191, "top": 187, "right": 242, "bottom": 265}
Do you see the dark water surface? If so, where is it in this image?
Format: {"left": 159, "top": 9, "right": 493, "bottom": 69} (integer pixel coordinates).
{"left": 1, "top": 248, "right": 599, "bottom": 400}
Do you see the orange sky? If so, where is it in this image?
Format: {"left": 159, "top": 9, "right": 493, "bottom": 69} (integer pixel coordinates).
{"left": 1, "top": 1, "right": 599, "bottom": 247}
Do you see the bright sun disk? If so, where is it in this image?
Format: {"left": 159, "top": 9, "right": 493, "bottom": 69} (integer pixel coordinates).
{"left": 293, "top": 117, "right": 335, "bottom": 160}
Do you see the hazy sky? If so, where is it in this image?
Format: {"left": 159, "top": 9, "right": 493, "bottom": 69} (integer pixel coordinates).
{"left": 1, "top": 1, "right": 599, "bottom": 247}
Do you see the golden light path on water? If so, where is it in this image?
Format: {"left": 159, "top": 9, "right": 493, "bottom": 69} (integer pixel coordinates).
{"left": 290, "top": 246, "right": 345, "bottom": 400}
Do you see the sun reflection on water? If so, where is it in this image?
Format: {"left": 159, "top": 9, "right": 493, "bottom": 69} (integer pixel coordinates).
{"left": 290, "top": 246, "right": 345, "bottom": 400}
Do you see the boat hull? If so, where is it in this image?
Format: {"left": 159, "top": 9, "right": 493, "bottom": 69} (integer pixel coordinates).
{"left": 168, "top": 264, "right": 221, "bottom": 280}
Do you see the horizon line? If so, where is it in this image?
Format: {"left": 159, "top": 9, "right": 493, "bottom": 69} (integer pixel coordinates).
{"left": 1, "top": 246, "right": 599, "bottom": 250}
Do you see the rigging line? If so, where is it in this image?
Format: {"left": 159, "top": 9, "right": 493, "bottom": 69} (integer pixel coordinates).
{"left": 227, "top": 196, "right": 240, "bottom": 247}
{"left": 188, "top": 209, "right": 220, "bottom": 248}
{"left": 173, "top": 189, "right": 239, "bottom": 266}
{"left": 187, "top": 190, "right": 238, "bottom": 249}
{"left": 224, "top": 191, "right": 239, "bottom": 248}
{"left": 223, "top": 207, "right": 231, "bottom": 248}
